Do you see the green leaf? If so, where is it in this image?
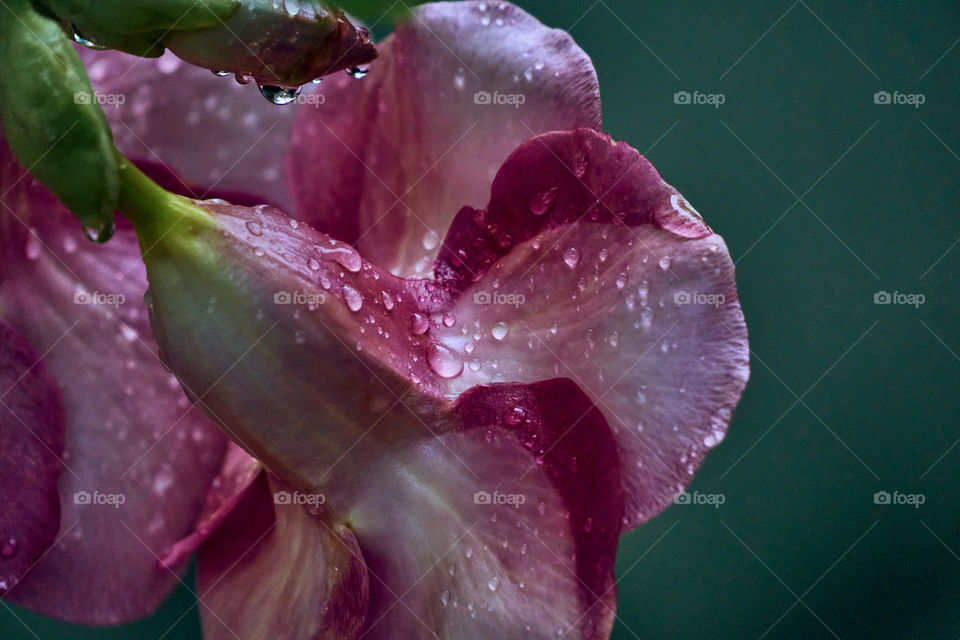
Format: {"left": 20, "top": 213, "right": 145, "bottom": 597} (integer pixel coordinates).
{"left": 336, "top": 0, "right": 413, "bottom": 22}
{"left": 0, "top": 0, "right": 118, "bottom": 241}
{"left": 40, "top": 0, "right": 240, "bottom": 37}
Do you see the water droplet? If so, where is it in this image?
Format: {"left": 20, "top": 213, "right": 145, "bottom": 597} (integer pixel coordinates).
{"left": 342, "top": 285, "right": 363, "bottom": 312}
{"left": 640, "top": 308, "right": 654, "bottom": 329}
{"left": 572, "top": 150, "right": 588, "bottom": 178}
{"left": 120, "top": 324, "right": 138, "bottom": 343}
{"left": 311, "top": 77, "right": 324, "bottom": 85}
{"left": 24, "top": 233, "right": 41, "bottom": 260}
{"left": 320, "top": 245, "right": 362, "bottom": 272}
{"left": 83, "top": 219, "right": 114, "bottom": 243}
{"left": 212, "top": 70, "right": 230, "bottom": 77}
{"left": 635, "top": 390, "right": 646, "bottom": 405}
{"left": 71, "top": 24, "right": 104, "bottom": 49}
{"left": 549, "top": 323, "right": 559, "bottom": 335}
{"left": 454, "top": 68, "right": 466, "bottom": 90}
{"left": 245, "top": 220, "right": 263, "bottom": 236}
{"left": 345, "top": 66, "right": 370, "bottom": 79}
{"left": 0, "top": 538, "right": 17, "bottom": 557}
{"left": 62, "top": 235, "right": 77, "bottom": 254}
{"left": 442, "top": 313, "right": 456, "bottom": 328}
{"left": 492, "top": 321, "right": 509, "bottom": 341}
{"left": 658, "top": 255, "right": 672, "bottom": 270}
{"left": 308, "top": 258, "right": 321, "bottom": 270}
{"left": 235, "top": 73, "right": 253, "bottom": 85}
{"left": 487, "top": 576, "right": 500, "bottom": 591}
{"left": 294, "top": 330, "right": 306, "bottom": 344}
{"left": 441, "top": 590, "right": 451, "bottom": 606}
{"left": 468, "top": 358, "right": 481, "bottom": 371}
{"left": 448, "top": 564, "right": 457, "bottom": 577}
{"left": 607, "top": 331, "right": 619, "bottom": 348}
{"left": 583, "top": 517, "right": 593, "bottom": 532}
{"left": 528, "top": 186, "right": 558, "bottom": 216}
{"left": 410, "top": 313, "right": 430, "bottom": 335}
{"left": 427, "top": 343, "right": 463, "bottom": 378}
{"left": 615, "top": 272, "right": 628, "bottom": 290}
{"left": 503, "top": 406, "right": 526, "bottom": 426}
{"left": 381, "top": 291, "right": 395, "bottom": 310}
{"left": 422, "top": 229, "right": 440, "bottom": 251}
{"left": 258, "top": 84, "right": 301, "bottom": 105}
{"left": 563, "top": 247, "right": 581, "bottom": 268}
{"left": 153, "top": 468, "right": 174, "bottom": 497}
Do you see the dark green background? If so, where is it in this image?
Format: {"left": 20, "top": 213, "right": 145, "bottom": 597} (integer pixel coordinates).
{"left": 3, "top": 1, "right": 958, "bottom": 638}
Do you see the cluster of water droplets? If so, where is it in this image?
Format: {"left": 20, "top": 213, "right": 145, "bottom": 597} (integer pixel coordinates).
{"left": 209, "top": 64, "right": 370, "bottom": 105}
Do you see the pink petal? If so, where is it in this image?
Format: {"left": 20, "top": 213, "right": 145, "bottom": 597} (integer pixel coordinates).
{"left": 433, "top": 129, "right": 750, "bottom": 528}
{"left": 78, "top": 48, "right": 300, "bottom": 212}
{"left": 0, "top": 320, "right": 64, "bottom": 595}
{"left": 348, "top": 379, "right": 621, "bottom": 639}
{"left": 0, "top": 139, "right": 227, "bottom": 624}
{"left": 157, "top": 443, "right": 262, "bottom": 571}
{"left": 196, "top": 473, "right": 369, "bottom": 640}
{"left": 136, "top": 200, "right": 621, "bottom": 636}
{"left": 288, "top": 1, "right": 601, "bottom": 276}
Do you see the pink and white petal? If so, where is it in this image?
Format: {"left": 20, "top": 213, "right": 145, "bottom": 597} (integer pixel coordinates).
{"left": 0, "top": 144, "right": 227, "bottom": 624}
{"left": 0, "top": 320, "right": 64, "bottom": 594}
{"left": 79, "top": 48, "right": 300, "bottom": 212}
{"left": 433, "top": 129, "right": 750, "bottom": 529}
{"left": 345, "top": 379, "right": 621, "bottom": 640}
{"left": 197, "top": 474, "right": 369, "bottom": 640}
{"left": 288, "top": 0, "right": 601, "bottom": 276}
{"left": 158, "top": 443, "right": 262, "bottom": 570}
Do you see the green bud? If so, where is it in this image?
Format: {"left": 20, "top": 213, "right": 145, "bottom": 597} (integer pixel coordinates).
{"left": 0, "top": 0, "right": 118, "bottom": 241}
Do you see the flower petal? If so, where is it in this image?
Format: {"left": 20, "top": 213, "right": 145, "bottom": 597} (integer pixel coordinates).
{"left": 288, "top": 0, "right": 601, "bottom": 276}
{"left": 196, "top": 473, "right": 369, "bottom": 640}
{"left": 433, "top": 129, "right": 750, "bottom": 528}
{"left": 0, "top": 320, "right": 64, "bottom": 594}
{"left": 79, "top": 48, "right": 300, "bottom": 211}
{"left": 347, "top": 379, "right": 621, "bottom": 639}
{"left": 157, "top": 443, "right": 262, "bottom": 571}
{"left": 0, "top": 140, "right": 227, "bottom": 624}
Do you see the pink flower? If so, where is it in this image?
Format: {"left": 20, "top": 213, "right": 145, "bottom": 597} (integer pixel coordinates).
{"left": 0, "top": 2, "right": 748, "bottom": 638}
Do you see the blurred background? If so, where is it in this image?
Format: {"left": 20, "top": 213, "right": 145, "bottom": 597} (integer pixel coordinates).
{"left": 2, "top": 1, "right": 958, "bottom": 638}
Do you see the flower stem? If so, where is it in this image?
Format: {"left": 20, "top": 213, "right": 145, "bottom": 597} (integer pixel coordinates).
{"left": 114, "top": 149, "right": 213, "bottom": 246}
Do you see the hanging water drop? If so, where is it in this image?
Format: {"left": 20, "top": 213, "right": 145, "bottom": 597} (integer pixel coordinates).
{"left": 83, "top": 219, "right": 114, "bottom": 243}
{"left": 71, "top": 24, "right": 104, "bottom": 49}
{"left": 234, "top": 73, "right": 253, "bottom": 85}
{"left": 345, "top": 65, "right": 370, "bottom": 79}
{"left": 258, "top": 84, "right": 301, "bottom": 105}
{"left": 311, "top": 77, "right": 324, "bottom": 85}
{"left": 212, "top": 70, "right": 230, "bottom": 77}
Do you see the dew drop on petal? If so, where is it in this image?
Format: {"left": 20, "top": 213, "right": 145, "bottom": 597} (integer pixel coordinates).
{"left": 381, "top": 291, "right": 395, "bottom": 310}
{"left": 658, "top": 255, "right": 672, "bottom": 271}
{"left": 0, "top": 538, "right": 17, "bottom": 557}
{"left": 487, "top": 576, "right": 500, "bottom": 591}
{"left": 307, "top": 258, "right": 321, "bottom": 270}
{"left": 491, "top": 321, "right": 509, "bottom": 341}
{"left": 528, "top": 186, "right": 558, "bottom": 216}
{"left": 563, "top": 247, "right": 581, "bottom": 268}
{"left": 345, "top": 66, "right": 370, "bottom": 79}
{"left": 427, "top": 343, "right": 463, "bottom": 378}
{"left": 342, "top": 285, "right": 363, "bottom": 312}
{"left": 410, "top": 313, "right": 430, "bottom": 335}
{"left": 245, "top": 221, "right": 263, "bottom": 236}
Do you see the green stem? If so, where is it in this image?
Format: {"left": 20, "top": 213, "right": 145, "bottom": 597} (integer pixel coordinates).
{"left": 114, "top": 149, "right": 212, "bottom": 245}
